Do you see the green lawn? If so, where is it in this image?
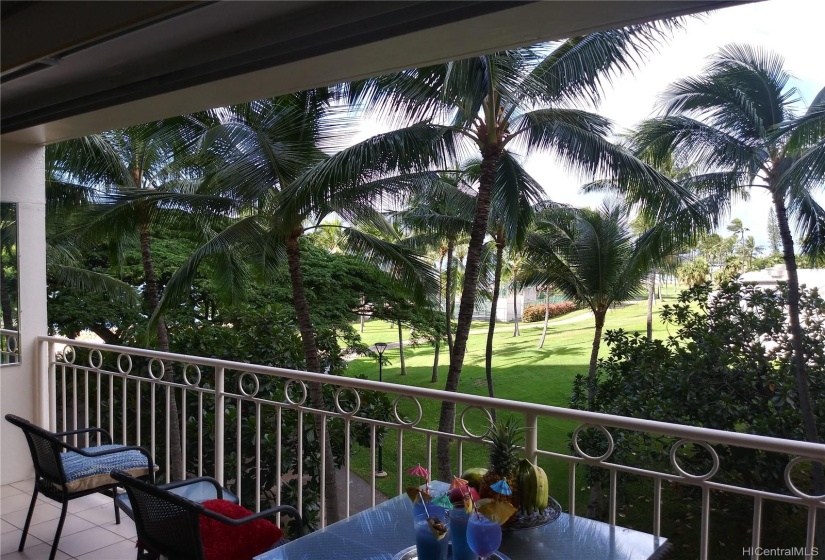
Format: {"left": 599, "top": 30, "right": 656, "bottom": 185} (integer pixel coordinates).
{"left": 344, "top": 290, "right": 679, "bottom": 510}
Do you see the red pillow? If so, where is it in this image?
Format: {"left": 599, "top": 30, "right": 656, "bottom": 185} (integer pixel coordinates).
{"left": 200, "top": 499, "right": 284, "bottom": 560}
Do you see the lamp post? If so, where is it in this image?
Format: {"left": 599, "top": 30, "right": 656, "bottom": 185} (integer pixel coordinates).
{"left": 374, "top": 342, "right": 388, "bottom": 478}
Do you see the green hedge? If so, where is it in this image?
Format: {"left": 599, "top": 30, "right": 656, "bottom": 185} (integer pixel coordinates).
{"left": 522, "top": 301, "right": 576, "bottom": 322}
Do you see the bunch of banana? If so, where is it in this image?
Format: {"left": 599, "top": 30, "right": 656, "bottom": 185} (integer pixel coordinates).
{"left": 515, "top": 458, "right": 549, "bottom": 514}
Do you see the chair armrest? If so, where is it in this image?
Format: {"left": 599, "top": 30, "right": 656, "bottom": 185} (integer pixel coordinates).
{"left": 160, "top": 476, "right": 224, "bottom": 499}
{"left": 54, "top": 427, "right": 113, "bottom": 445}
{"left": 201, "top": 504, "right": 302, "bottom": 536}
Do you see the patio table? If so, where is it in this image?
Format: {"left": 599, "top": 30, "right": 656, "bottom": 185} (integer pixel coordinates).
{"left": 256, "top": 481, "right": 671, "bottom": 560}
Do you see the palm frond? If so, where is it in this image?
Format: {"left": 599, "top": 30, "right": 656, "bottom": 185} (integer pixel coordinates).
{"left": 339, "top": 227, "right": 437, "bottom": 305}
{"left": 526, "top": 19, "right": 684, "bottom": 105}
{"left": 51, "top": 266, "right": 140, "bottom": 308}
{"left": 281, "top": 122, "right": 460, "bottom": 216}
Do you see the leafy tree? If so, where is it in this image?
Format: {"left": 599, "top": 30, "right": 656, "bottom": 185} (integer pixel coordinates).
{"left": 348, "top": 22, "right": 686, "bottom": 478}
{"left": 676, "top": 257, "right": 710, "bottom": 287}
{"left": 395, "top": 173, "right": 475, "bottom": 377}
{"left": 168, "top": 302, "right": 390, "bottom": 531}
{"left": 160, "top": 93, "right": 444, "bottom": 521}
{"left": 628, "top": 45, "right": 825, "bottom": 460}
{"left": 523, "top": 200, "right": 673, "bottom": 409}
{"left": 47, "top": 119, "right": 214, "bottom": 480}
{"left": 574, "top": 280, "right": 825, "bottom": 553}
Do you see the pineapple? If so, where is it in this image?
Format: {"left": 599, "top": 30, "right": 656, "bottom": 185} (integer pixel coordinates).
{"left": 479, "top": 416, "right": 524, "bottom": 508}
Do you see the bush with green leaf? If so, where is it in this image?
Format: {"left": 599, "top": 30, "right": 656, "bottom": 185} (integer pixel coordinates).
{"left": 522, "top": 301, "right": 577, "bottom": 323}
{"left": 571, "top": 280, "right": 825, "bottom": 554}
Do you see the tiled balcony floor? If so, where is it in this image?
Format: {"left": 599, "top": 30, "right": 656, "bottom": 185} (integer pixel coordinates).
{"left": 1, "top": 480, "right": 136, "bottom": 559}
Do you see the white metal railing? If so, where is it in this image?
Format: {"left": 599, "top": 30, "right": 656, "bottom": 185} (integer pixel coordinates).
{"left": 37, "top": 336, "right": 824, "bottom": 559}
{"left": 0, "top": 328, "right": 19, "bottom": 365}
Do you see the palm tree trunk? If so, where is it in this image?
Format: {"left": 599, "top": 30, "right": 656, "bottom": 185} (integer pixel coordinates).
{"left": 360, "top": 294, "right": 365, "bottom": 333}
{"left": 771, "top": 194, "right": 824, "bottom": 537}
{"left": 397, "top": 321, "right": 406, "bottom": 376}
{"left": 587, "top": 310, "right": 606, "bottom": 411}
{"left": 445, "top": 239, "right": 455, "bottom": 360}
{"left": 485, "top": 240, "right": 504, "bottom": 423}
{"left": 140, "top": 224, "right": 184, "bottom": 481}
{"left": 512, "top": 276, "right": 520, "bottom": 337}
{"left": 646, "top": 273, "right": 655, "bottom": 341}
{"left": 431, "top": 340, "right": 440, "bottom": 383}
{"left": 432, "top": 252, "right": 445, "bottom": 383}
{"left": 285, "top": 230, "right": 340, "bottom": 525}
{"left": 437, "top": 143, "right": 501, "bottom": 480}
{"left": 585, "top": 309, "right": 608, "bottom": 520}
{"left": 538, "top": 287, "right": 550, "bottom": 349}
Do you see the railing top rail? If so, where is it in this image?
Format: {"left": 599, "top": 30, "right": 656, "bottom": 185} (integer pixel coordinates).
{"left": 40, "top": 335, "right": 825, "bottom": 460}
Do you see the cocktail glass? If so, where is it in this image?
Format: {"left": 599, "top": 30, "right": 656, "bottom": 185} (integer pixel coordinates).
{"left": 414, "top": 509, "right": 449, "bottom": 560}
{"left": 447, "top": 508, "right": 477, "bottom": 560}
{"left": 466, "top": 513, "right": 502, "bottom": 560}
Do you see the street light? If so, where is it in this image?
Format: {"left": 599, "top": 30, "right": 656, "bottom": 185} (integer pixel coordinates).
{"left": 374, "top": 342, "right": 388, "bottom": 477}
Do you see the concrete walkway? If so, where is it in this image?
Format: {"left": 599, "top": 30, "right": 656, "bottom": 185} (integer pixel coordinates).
{"left": 335, "top": 467, "right": 388, "bottom": 518}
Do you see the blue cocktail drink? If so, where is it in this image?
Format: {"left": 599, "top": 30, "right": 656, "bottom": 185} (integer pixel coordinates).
{"left": 414, "top": 511, "right": 449, "bottom": 560}
{"left": 447, "top": 509, "right": 477, "bottom": 560}
{"left": 466, "top": 514, "right": 502, "bottom": 560}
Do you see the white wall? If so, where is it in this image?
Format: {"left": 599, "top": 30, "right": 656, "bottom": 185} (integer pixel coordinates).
{"left": 0, "top": 140, "right": 46, "bottom": 484}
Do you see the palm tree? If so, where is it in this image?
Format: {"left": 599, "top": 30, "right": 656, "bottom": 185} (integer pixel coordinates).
{"left": 523, "top": 200, "right": 667, "bottom": 409}
{"left": 47, "top": 119, "right": 211, "bottom": 481}
{"left": 348, "top": 21, "right": 685, "bottom": 478}
{"left": 396, "top": 172, "right": 475, "bottom": 376}
{"left": 159, "top": 93, "right": 444, "bottom": 523}
{"left": 628, "top": 45, "right": 825, "bottom": 455}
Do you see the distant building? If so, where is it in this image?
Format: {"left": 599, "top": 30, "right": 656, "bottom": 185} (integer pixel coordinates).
{"left": 739, "top": 264, "right": 825, "bottom": 292}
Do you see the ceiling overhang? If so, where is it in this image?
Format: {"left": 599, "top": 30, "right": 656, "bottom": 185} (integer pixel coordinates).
{"left": 1, "top": 1, "right": 750, "bottom": 145}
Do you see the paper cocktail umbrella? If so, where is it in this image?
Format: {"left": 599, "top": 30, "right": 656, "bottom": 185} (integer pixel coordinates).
{"left": 405, "top": 463, "right": 431, "bottom": 501}
{"left": 431, "top": 494, "right": 453, "bottom": 509}
{"left": 490, "top": 479, "right": 512, "bottom": 496}
{"left": 406, "top": 464, "right": 429, "bottom": 478}
{"left": 449, "top": 476, "right": 469, "bottom": 491}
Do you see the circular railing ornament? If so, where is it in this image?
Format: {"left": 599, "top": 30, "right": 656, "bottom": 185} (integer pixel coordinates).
{"left": 669, "top": 439, "right": 719, "bottom": 481}
{"left": 284, "top": 379, "right": 308, "bottom": 406}
{"left": 459, "top": 406, "right": 493, "bottom": 439}
{"left": 62, "top": 345, "right": 76, "bottom": 364}
{"left": 392, "top": 395, "right": 422, "bottom": 426}
{"left": 148, "top": 358, "right": 165, "bottom": 380}
{"left": 182, "top": 364, "right": 201, "bottom": 386}
{"left": 88, "top": 349, "right": 104, "bottom": 369}
{"left": 238, "top": 372, "right": 260, "bottom": 397}
{"left": 334, "top": 387, "right": 361, "bottom": 415}
{"left": 7, "top": 335, "right": 17, "bottom": 352}
{"left": 572, "top": 424, "right": 615, "bottom": 462}
{"left": 117, "top": 353, "right": 133, "bottom": 374}
{"left": 784, "top": 456, "right": 825, "bottom": 500}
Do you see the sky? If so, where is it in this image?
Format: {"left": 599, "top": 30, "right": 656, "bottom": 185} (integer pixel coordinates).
{"left": 356, "top": 0, "right": 824, "bottom": 249}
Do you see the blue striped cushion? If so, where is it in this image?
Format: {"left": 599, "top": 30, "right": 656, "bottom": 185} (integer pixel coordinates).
{"left": 60, "top": 444, "right": 155, "bottom": 492}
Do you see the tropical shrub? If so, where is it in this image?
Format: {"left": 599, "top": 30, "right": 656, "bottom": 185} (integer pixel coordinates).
{"left": 521, "top": 301, "right": 577, "bottom": 323}
{"left": 571, "top": 280, "right": 825, "bottom": 554}
{"left": 169, "top": 303, "right": 391, "bottom": 532}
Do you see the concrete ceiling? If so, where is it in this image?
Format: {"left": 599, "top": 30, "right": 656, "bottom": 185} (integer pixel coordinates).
{"left": 1, "top": 1, "right": 749, "bottom": 145}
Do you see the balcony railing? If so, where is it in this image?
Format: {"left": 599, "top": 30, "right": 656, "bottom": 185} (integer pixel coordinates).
{"left": 37, "top": 335, "right": 825, "bottom": 560}
{"left": 1, "top": 328, "right": 19, "bottom": 365}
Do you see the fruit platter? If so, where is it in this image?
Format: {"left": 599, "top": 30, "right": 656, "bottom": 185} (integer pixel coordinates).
{"left": 401, "top": 415, "right": 561, "bottom": 560}
{"left": 461, "top": 416, "right": 561, "bottom": 531}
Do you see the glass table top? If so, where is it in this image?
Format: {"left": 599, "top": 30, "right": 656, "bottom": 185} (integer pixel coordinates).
{"left": 256, "top": 481, "right": 670, "bottom": 560}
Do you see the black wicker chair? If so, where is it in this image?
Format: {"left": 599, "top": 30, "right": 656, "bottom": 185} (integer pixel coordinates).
{"left": 111, "top": 470, "right": 302, "bottom": 560}
{"left": 4, "top": 414, "right": 156, "bottom": 560}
